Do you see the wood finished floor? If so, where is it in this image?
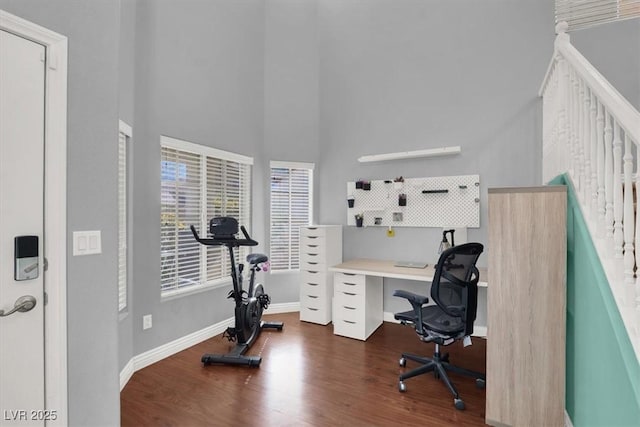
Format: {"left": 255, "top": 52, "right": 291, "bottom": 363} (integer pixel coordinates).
{"left": 121, "top": 312, "right": 487, "bottom": 426}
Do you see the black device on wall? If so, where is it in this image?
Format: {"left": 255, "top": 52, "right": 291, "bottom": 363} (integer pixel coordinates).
{"left": 191, "top": 217, "right": 283, "bottom": 367}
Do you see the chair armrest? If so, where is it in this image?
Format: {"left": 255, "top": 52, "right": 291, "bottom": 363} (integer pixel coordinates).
{"left": 393, "top": 290, "right": 429, "bottom": 306}
{"left": 393, "top": 290, "right": 429, "bottom": 336}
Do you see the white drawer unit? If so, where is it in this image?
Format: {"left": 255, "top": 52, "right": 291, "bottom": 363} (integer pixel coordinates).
{"left": 299, "top": 225, "right": 343, "bottom": 325}
{"left": 332, "top": 273, "right": 383, "bottom": 340}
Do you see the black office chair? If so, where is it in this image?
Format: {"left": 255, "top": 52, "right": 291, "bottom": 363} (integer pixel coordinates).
{"left": 393, "top": 242, "right": 485, "bottom": 410}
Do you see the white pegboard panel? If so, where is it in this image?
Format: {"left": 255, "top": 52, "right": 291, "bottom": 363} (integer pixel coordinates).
{"left": 346, "top": 175, "right": 480, "bottom": 228}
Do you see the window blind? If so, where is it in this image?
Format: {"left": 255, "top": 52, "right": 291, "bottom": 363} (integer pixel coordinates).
{"left": 556, "top": 0, "right": 640, "bottom": 31}
{"left": 117, "top": 123, "right": 130, "bottom": 311}
{"left": 269, "top": 162, "right": 314, "bottom": 271}
{"left": 160, "top": 136, "right": 252, "bottom": 294}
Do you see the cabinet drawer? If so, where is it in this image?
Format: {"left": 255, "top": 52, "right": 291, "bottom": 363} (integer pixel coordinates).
{"left": 300, "top": 249, "right": 326, "bottom": 265}
{"left": 301, "top": 270, "right": 327, "bottom": 286}
{"left": 333, "top": 317, "right": 365, "bottom": 340}
{"left": 334, "top": 279, "right": 365, "bottom": 296}
{"left": 334, "top": 289, "right": 364, "bottom": 310}
{"left": 334, "top": 272, "right": 365, "bottom": 287}
{"left": 300, "top": 293, "right": 327, "bottom": 311}
{"left": 300, "top": 227, "right": 327, "bottom": 239}
{"left": 300, "top": 306, "right": 331, "bottom": 325}
{"left": 300, "top": 259, "right": 326, "bottom": 271}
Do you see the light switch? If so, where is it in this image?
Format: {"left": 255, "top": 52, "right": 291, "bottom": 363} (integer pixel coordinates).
{"left": 73, "top": 230, "right": 102, "bottom": 256}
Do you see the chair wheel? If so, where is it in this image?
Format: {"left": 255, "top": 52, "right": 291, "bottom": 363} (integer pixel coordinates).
{"left": 476, "top": 378, "right": 486, "bottom": 389}
{"left": 399, "top": 381, "right": 407, "bottom": 392}
{"left": 399, "top": 357, "right": 406, "bottom": 367}
{"left": 454, "top": 398, "right": 465, "bottom": 410}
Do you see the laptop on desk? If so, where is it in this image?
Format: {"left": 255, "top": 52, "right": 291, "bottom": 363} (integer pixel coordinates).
{"left": 394, "top": 260, "right": 428, "bottom": 269}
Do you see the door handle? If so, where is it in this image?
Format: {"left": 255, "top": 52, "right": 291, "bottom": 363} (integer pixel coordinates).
{"left": 0, "top": 295, "right": 36, "bottom": 317}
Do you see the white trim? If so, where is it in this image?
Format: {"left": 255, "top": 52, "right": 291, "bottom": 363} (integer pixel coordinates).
{"left": 270, "top": 160, "right": 315, "bottom": 170}
{"left": 383, "top": 312, "right": 487, "bottom": 338}
{"left": 160, "top": 135, "right": 254, "bottom": 165}
{"left": 119, "top": 302, "right": 299, "bottom": 389}
{"left": 0, "top": 9, "right": 68, "bottom": 427}
{"left": 564, "top": 410, "right": 574, "bottom": 427}
{"left": 358, "top": 146, "right": 461, "bottom": 163}
{"left": 119, "top": 358, "right": 135, "bottom": 392}
{"left": 118, "top": 119, "right": 132, "bottom": 138}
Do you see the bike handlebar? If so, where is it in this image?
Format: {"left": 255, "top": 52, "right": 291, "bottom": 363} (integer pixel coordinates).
{"left": 190, "top": 224, "right": 258, "bottom": 247}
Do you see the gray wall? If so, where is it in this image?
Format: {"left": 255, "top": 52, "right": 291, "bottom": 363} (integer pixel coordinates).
{"left": 131, "top": 0, "right": 267, "bottom": 357}
{"left": 0, "top": 0, "right": 121, "bottom": 425}
{"left": 571, "top": 18, "right": 640, "bottom": 110}
{"left": 316, "top": 0, "right": 555, "bottom": 290}
{"left": 262, "top": 0, "right": 320, "bottom": 301}
{"left": 118, "top": 0, "right": 136, "bottom": 374}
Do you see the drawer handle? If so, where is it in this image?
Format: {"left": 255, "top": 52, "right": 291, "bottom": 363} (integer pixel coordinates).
{"left": 308, "top": 271, "right": 318, "bottom": 274}
{"left": 343, "top": 282, "right": 357, "bottom": 286}
{"left": 343, "top": 320, "right": 356, "bottom": 324}
{"left": 307, "top": 282, "right": 318, "bottom": 286}
{"left": 343, "top": 306, "right": 356, "bottom": 310}
{"left": 308, "top": 308, "right": 319, "bottom": 311}
{"left": 308, "top": 236, "right": 318, "bottom": 239}
{"left": 307, "top": 245, "right": 318, "bottom": 248}
{"left": 307, "top": 295, "right": 318, "bottom": 299}
{"left": 308, "top": 227, "right": 317, "bottom": 230}
{"left": 343, "top": 292, "right": 356, "bottom": 296}
{"left": 308, "top": 262, "right": 318, "bottom": 265}
{"left": 343, "top": 273, "right": 356, "bottom": 276}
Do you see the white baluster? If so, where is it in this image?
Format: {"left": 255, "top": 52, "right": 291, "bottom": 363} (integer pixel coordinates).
{"left": 590, "top": 90, "right": 598, "bottom": 218}
{"left": 579, "top": 79, "right": 587, "bottom": 204}
{"left": 613, "top": 121, "right": 624, "bottom": 261}
{"left": 623, "top": 133, "right": 635, "bottom": 283}
{"left": 596, "top": 100, "right": 606, "bottom": 238}
{"left": 604, "top": 111, "right": 614, "bottom": 255}
{"left": 582, "top": 81, "right": 592, "bottom": 212}
{"left": 573, "top": 69, "right": 582, "bottom": 190}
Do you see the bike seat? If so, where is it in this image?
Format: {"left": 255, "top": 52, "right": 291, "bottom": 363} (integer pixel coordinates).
{"left": 246, "top": 253, "right": 268, "bottom": 265}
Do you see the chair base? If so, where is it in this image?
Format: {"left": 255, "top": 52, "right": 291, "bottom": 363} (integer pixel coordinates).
{"left": 398, "top": 346, "right": 485, "bottom": 410}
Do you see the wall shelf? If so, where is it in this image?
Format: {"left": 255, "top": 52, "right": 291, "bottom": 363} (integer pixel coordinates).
{"left": 357, "top": 146, "right": 461, "bottom": 163}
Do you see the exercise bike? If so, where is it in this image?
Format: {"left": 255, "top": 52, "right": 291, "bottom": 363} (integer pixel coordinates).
{"left": 190, "top": 217, "right": 283, "bottom": 367}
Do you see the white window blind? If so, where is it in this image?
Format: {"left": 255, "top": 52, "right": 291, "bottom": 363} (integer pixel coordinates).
{"left": 160, "top": 136, "right": 252, "bottom": 295}
{"left": 118, "top": 121, "right": 132, "bottom": 312}
{"left": 269, "top": 161, "right": 314, "bottom": 271}
{"left": 556, "top": 0, "right": 640, "bottom": 31}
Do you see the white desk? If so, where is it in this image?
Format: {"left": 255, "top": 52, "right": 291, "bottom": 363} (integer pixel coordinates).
{"left": 329, "top": 259, "right": 488, "bottom": 340}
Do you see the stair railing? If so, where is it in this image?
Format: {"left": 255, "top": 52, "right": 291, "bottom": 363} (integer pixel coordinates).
{"left": 539, "top": 21, "right": 640, "bottom": 359}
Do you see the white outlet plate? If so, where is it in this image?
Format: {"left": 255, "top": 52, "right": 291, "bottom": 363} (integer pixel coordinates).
{"left": 72, "top": 230, "right": 102, "bottom": 256}
{"left": 143, "top": 315, "right": 152, "bottom": 330}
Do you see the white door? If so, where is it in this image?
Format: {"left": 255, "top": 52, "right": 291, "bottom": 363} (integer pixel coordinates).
{"left": 0, "top": 30, "right": 46, "bottom": 426}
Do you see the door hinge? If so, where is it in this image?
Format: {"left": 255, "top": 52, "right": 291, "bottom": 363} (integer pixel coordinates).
{"left": 43, "top": 257, "right": 49, "bottom": 272}
{"left": 44, "top": 291, "right": 48, "bottom": 306}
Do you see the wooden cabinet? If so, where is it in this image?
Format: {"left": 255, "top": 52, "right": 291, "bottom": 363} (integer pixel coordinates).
{"left": 486, "top": 186, "right": 566, "bottom": 427}
{"left": 332, "top": 272, "right": 383, "bottom": 340}
{"left": 299, "top": 225, "right": 342, "bottom": 325}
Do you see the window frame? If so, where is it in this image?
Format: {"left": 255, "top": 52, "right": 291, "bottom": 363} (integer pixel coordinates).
{"left": 160, "top": 135, "right": 253, "bottom": 298}
{"left": 118, "top": 120, "right": 132, "bottom": 313}
{"left": 269, "top": 160, "right": 314, "bottom": 273}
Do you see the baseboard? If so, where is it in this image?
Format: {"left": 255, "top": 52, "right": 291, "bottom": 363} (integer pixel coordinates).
{"left": 120, "top": 303, "right": 299, "bottom": 390}
{"left": 119, "top": 358, "right": 134, "bottom": 392}
{"left": 383, "top": 311, "right": 487, "bottom": 338}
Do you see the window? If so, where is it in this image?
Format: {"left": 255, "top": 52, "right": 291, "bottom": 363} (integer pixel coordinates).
{"left": 269, "top": 161, "right": 314, "bottom": 271}
{"left": 160, "top": 136, "right": 252, "bottom": 295}
{"left": 556, "top": 0, "right": 640, "bottom": 31}
{"left": 118, "top": 120, "right": 132, "bottom": 312}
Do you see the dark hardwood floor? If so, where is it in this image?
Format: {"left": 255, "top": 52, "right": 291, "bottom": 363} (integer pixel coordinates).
{"left": 121, "top": 312, "right": 487, "bottom": 426}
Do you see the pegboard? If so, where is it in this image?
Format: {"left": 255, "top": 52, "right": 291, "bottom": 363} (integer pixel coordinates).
{"left": 346, "top": 175, "right": 480, "bottom": 228}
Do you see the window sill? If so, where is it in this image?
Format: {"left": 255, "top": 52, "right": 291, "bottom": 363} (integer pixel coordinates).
{"left": 161, "top": 279, "right": 232, "bottom": 302}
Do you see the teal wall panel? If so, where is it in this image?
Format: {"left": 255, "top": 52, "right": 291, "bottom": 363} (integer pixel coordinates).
{"left": 551, "top": 175, "right": 640, "bottom": 427}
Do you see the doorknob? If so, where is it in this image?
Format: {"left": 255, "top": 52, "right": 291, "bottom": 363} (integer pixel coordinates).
{"left": 0, "top": 295, "right": 37, "bottom": 317}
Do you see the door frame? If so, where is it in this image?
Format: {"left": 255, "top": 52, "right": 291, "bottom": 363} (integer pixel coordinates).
{"left": 0, "top": 10, "right": 68, "bottom": 426}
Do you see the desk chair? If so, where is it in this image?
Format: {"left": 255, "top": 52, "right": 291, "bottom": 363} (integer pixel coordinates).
{"left": 393, "top": 242, "right": 484, "bottom": 410}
